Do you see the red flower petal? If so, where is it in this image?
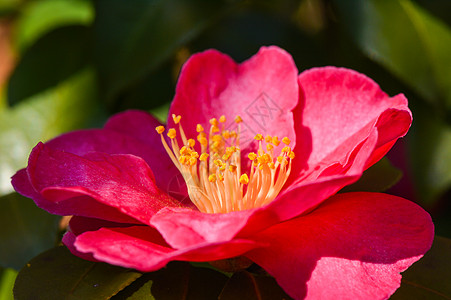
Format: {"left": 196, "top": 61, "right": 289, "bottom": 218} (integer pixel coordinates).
{"left": 245, "top": 192, "right": 434, "bottom": 300}
{"left": 168, "top": 46, "right": 298, "bottom": 155}
{"left": 72, "top": 226, "right": 261, "bottom": 272}
{"left": 292, "top": 67, "right": 411, "bottom": 181}
{"left": 150, "top": 207, "right": 256, "bottom": 248}
{"left": 44, "top": 110, "right": 181, "bottom": 196}
{"left": 25, "top": 143, "right": 180, "bottom": 223}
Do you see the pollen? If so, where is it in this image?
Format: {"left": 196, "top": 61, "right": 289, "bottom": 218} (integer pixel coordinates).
{"left": 155, "top": 126, "right": 165, "bottom": 134}
{"left": 254, "top": 134, "right": 263, "bottom": 141}
{"left": 172, "top": 114, "right": 181, "bottom": 124}
{"left": 157, "top": 114, "right": 295, "bottom": 213}
{"left": 167, "top": 128, "right": 176, "bottom": 139}
{"left": 239, "top": 174, "right": 249, "bottom": 184}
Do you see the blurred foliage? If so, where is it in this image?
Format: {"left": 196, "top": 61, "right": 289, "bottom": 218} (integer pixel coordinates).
{"left": 0, "top": 0, "right": 450, "bottom": 298}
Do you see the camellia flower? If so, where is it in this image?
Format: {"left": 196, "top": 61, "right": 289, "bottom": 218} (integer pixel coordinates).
{"left": 12, "top": 46, "right": 433, "bottom": 299}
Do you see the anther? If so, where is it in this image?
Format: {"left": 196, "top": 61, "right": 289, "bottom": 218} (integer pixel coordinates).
{"left": 239, "top": 174, "right": 249, "bottom": 184}
{"left": 282, "top": 137, "right": 291, "bottom": 145}
{"left": 265, "top": 135, "right": 272, "bottom": 143}
{"left": 196, "top": 124, "right": 204, "bottom": 132}
{"left": 235, "top": 116, "right": 243, "bottom": 123}
{"left": 209, "top": 174, "right": 217, "bottom": 182}
{"left": 188, "top": 139, "right": 195, "bottom": 147}
{"left": 209, "top": 118, "right": 218, "bottom": 126}
{"left": 167, "top": 128, "right": 176, "bottom": 139}
{"left": 219, "top": 115, "right": 226, "bottom": 123}
{"left": 172, "top": 114, "right": 181, "bottom": 124}
{"left": 254, "top": 134, "right": 263, "bottom": 141}
{"left": 155, "top": 126, "right": 165, "bottom": 134}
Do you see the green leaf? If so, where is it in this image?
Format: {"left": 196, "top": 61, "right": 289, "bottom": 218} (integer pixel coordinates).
{"left": 219, "top": 271, "right": 292, "bottom": 300}
{"left": 0, "top": 68, "right": 105, "bottom": 196}
{"left": 13, "top": 0, "right": 94, "bottom": 52}
{"left": 408, "top": 105, "right": 451, "bottom": 206}
{"left": 333, "top": 0, "right": 451, "bottom": 110}
{"left": 391, "top": 235, "right": 451, "bottom": 299}
{"left": 340, "top": 157, "right": 402, "bottom": 193}
{"left": 7, "top": 25, "right": 91, "bottom": 105}
{"left": 14, "top": 246, "right": 142, "bottom": 300}
{"left": 114, "top": 261, "right": 229, "bottom": 300}
{"left": 93, "top": 0, "right": 241, "bottom": 104}
{"left": 0, "top": 268, "right": 17, "bottom": 300}
{"left": 0, "top": 193, "right": 59, "bottom": 270}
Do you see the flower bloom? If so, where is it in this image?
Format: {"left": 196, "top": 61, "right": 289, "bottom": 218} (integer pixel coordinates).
{"left": 12, "top": 46, "right": 433, "bottom": 299}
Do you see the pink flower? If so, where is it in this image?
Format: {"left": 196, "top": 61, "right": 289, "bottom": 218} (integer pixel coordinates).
{"left": 12, "top": 46, "right": 433, "bottom": 299}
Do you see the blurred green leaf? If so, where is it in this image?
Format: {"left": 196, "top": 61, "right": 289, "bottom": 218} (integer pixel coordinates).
{"left": 0, "top": 68, "right": 105, "bottom": 196}
{"left": 114, "top": 261, "right": 229, "bottom": 299}
{"left": 391, "top": 235, "right": 451, "bottom": 299}
{"left": 0, "top": 268, "right": 16, "bottom": 300}
{"left": 0, "top": 193, "right": 59, "bottom": 270}
{"left": 14, "top": 246, "right": 142, "bottom": 300}
{"left": 218, "top": 271, "right": 291, "bottom": 300}
{"left": 341, "top": 157, "right": 402, "bottom": 193}
{"left": 0, "top": 0, "right": 20, "bottom": 15}
{"left": 7, "top": 25, "right": 90, "bottom": 105}
{"left": 334, "top": 0, "right": 451, "bottom": 111}
{"left": 408, "top": 104, "right": 451, "bottom": 206}
{"left": 13, "top": 0, "right": 94, "bottom": 52}
{"left": 93, "top": 0, "right": 241, "bottom": 106}
{"left": 149, "top": 102, "right": 170, "bottom": 123}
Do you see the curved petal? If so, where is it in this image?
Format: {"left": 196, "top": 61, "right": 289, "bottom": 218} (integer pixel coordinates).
{"left": 242, "top": 127, "right": 379, "bottom": 227}
{"left": 25, "top": 143, "right": 180, "bottom": 223}
{"left": 11, "top": 168, "right": 139, "bottom": 224}
{"left": 168, "top": 46, "right": 299, "bottom": 156}
{"left": 150, "top": 207, "right": 257, "bottom": 249}
{"left": 291, "top": 67, "right": 412, "bottom": 183}
{"left": 245, "top": 192, "right": 434, "bottom": 300}
{"left": 72, "top": 226, "right": 262, "bottom": 272}
{"left": 44, "top": 111, "right": 181, "bottom": 196}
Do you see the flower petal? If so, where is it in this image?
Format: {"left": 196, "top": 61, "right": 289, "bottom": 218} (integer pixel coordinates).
{"left": 292, "top": 67, "right": 411, "bottom": 180}
{"left": 43, "top": 111, "right": 181, "bottom": 196}
{"left": 168, "top": 46, "right": 298, "bottom": 154}
{"left": 150, "top": 207, "right": 257, "bottom": 248}
{"left": 72, "top": 225, "right": 261, "bottom": 272}
{"left": 245, "top": 192, "right": 434, "bottom": 300}
{"left": 248, "top": 127, "right": 379, "bottom": 226}
{"left": 24, "top": 142, "right": 180, "bottom": 223}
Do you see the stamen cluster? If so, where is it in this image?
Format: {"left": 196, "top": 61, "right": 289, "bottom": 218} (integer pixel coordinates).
{"left": 156, "top": 114, "right": 294, "bottom": 213}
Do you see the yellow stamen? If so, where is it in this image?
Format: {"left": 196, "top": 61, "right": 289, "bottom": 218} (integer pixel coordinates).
{"left": 254, "top": 134, "right": 263, "bottom": 141}
{"left": 187, "top": 139, "right": 195, "bottom": 148}
{"left": 167, "top": 128, "right": 176, "bottom": 139}
{"left": 209, "top": 174, "right": 217, "bottom": 182}
{"left": 209, "top": 118, "right": 218, "bottom": 126}
{"left": 248, "top": 152, "right": 257, "bottom": 161}
{"left": 239, "top": 174, "right": 249, "bottom": 184}
{"left": 282, "top": 137, "right": 291, "bottom": 145}
{"left": 158, "top": 115, "right": 294, "bottom": 214}
{"left": 172, "top": 114, "right": 181, "bottom": 124}
{"left": 156, "top": 126, "right": 165, "bottom": 134}
{"left": 196, "top": 124, "right": 204, "bottom": 132}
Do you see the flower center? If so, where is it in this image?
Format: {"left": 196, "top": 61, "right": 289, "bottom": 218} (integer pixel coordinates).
{"left": 156, "top": 115, "right": 294, "bottom": 213}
